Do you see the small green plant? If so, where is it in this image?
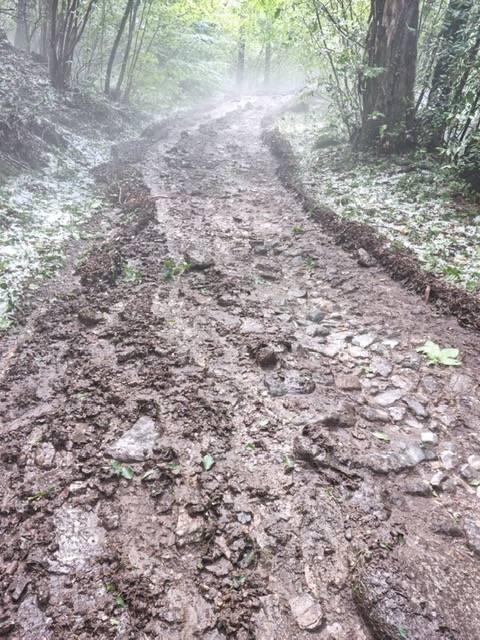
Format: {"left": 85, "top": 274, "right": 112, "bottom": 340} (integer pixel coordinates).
{"left": 111, "top": 460, "right": 135, "bottom": 480}
{"left": 292, "top": 225, "right": 305, "bottom": 235}
{"left": 202, "top": 454, "right": 215, "bottom": 471}
{"left": 245, "top": 442, "right": 256, "bottom": 452}
{"left": 105, "top": 583, "right": 126, "bottom": 608}
{"left": 305, "top": 255, "right": 316, "bottom": 270}
{"left": 27, "top": 486, "right": 56, "bottom": 502}
{"left": 372, "top": 431, "right": 390, "bottom": 443}
{"left": 416, "top": 340, "right": 461, "bottom": 366}
{"left": 123, "top": 263, "right": 142, "bottom": 283}
{"left": 0, "top": 315, "right": 12, "bottom": 331}
{"left": 283, "top": 454, "right": 295, "bottom": 472}
{"left": 164, "top": 259, "right": 191, "bottom": 280}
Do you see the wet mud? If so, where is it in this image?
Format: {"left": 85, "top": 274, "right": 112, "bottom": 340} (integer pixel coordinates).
{"left": 1, "top": 97, "right": 480, "bottom": 639}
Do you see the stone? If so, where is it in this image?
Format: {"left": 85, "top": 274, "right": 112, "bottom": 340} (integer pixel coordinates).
{"left": 307, "top": 310, "right": 325, "bottom": 323}
{"left": 389, "top": 406, "right": 406, "bottom": 421}
{"left": 357, "top": 248, "right": 376, "bottom": 267}
{"left": 264, "top": 371, "right": 315, "bottom": 396}
{"left": 35, "top": 442, "right": 56, "bottom": 469}
{"left": 440, "top": 450, "right": 457, "bottom": 470}
{"left": 106, "top": 416, "right": 157, "bottom": 462}
{"left": 255, "top": 347, "right": 278, "bottom": 369}
{"left": 240, "top": 319, "right": 264, "bottom": 334}
{"left": 319, "top": 343, "right": 342, "bottom": 358}
{"left": 464, "top": 516, "right": 480, "bottom": 556}
{"left": 404, "top": 396, "right": 429, "bottom": 419}
{"left": 421, "top": 431, "right": 438, "bottom": 446}
{"left": 370, "top": 356, "right": 393, "bottom": 377}
{"left": 184, "top": 249, "right": 215, "bottom": 270}
{"left": 360, "top": 407, "right": 390, "bottom": 423}
{"left": 289, "top": 593, "right": 324, "bottom": 631}
{"left": 404, "top": 480, "right": 431, "bottom": 496}
{"left": 430, "top": 471, "right": 447, "bottom": 488}
{"left": 404, "top": 444, "right": 426, "bottom": 466}
{"left": 374, "top": 389, "right": 404, "bottom": 407}
{"left": 468, "top": 454, "right": 480, "bottom": 471}
{"left": 460, "top": 463, "right": 476, "bottom": 481}
{"left": 352, "top": 333, "right": 376, "bottom": 348}
{"left": 335, "top": 374, "right": 361, "bottom": 391}
{"left": 450, "top": 373, "right": 474, "bottom": 395}
{"left": 176, "top": 509, "right": 204, "bottom": 546}
{"left": 316, "top": 402, "right": 357, "bottom": 429}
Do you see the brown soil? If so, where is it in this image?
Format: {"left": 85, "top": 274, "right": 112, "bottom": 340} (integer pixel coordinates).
{"left": 1, "top": 97, "right": 480, "bottom": 640}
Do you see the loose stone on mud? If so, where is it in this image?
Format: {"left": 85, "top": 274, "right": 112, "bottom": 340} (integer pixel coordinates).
{"left": 289, "top": 593, "right": 324, "bottom": 631}
{"left": 105, "top": 415, "right": 157, "bottom": 462}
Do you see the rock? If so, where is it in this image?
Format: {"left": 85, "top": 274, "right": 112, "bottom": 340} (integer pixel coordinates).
{"left": 468, "top": 454, "right": 480, "bottom": 471}
{"left": 35, "top": 442, "right": 56, "bottom": 469}
{"left": 389, "top": 406, "right": 406, "bottom": 421}
{"left": 430, "top": 471, "right": 447, "bottom": 488}
{"left": 184, "top": 249, "right": 215, "bottom": 270}
{"left": 77, "top": 307, "right": 103, "bottom": 327}
{"left": 421, "top": 431, "right": 438, "bottom": 446}
{"left": 50, "top": 506, "right": 105, "bottom": 573}
{"left": 360, "top": 407, "right": 390, "bottom": 423}
{"left": 460, "top": 463, "right": 476, "bottom": 481}
{"left": 335, "top": 374, "right": 361, "bottom": 391}
{"left": 450, "top": 373, "right": 474, "bottom": 395}
{"left": 404, "top": 396, "right": 429, "bottom": 419}
{"left": 317, "top": 402, "right": 357, "bottom": 429}
{"left": 404, "top": 444, "right": 426, "bottom": 466}
{"left": 255, "top": 347, "right": 278, "bottom": 369}
{"left": 106, "top": 416, "right": 156, "bottom": 462}
{"left": 264, "top": 371, "right": 315, "bottom": 396}
{"left": 307, "top": 310, "right": 325, "bottom": 323}
{"left": 352, "top": 333, "right": 376, "bottom": 348}
{"left": 464, "top": 516, "right": 480, "bottom": 556}
{"left": 404, "top": 480, "right": 431, "bottom": 496}
{"left": 240, "top": 319, "right": 264, "bottom": 334}
{"left": 374, "top": 389, "right": 404, "bottom": 407}
{"left": 319, "top": 343, "right": 342, "bottom": 358}
{"left": 205, "top": 558, "right": 232, "bottom": 577}
{"left": 176, "top": 509, "right": 204, "bottom": 546}
{"left": 440, "top": 449, "right": 457, "bottom": 470}
{"left": 357, "top": 248, "right": 376, "bottom": 267}
{"left": 289, "top": 593, "right": 324, "bottom": 631}
{"left": 287, "top": 288, "right": 307, "bottom": 299}
{"left": 370, "top": 356, "right": 393, "bottom": 377}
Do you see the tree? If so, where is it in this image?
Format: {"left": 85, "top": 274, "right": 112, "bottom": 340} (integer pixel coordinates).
{"left": 357, "top": 0, "right": 419, "bottom": 152}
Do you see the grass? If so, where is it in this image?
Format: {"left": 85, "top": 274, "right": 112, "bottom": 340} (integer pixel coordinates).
{"left": 278, "top": 108, "right": 480, "bottom": 295}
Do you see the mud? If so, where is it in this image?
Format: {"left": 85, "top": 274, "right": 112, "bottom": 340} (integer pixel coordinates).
{"left": 1, "top": 97, "right": 480, "bottom": 639}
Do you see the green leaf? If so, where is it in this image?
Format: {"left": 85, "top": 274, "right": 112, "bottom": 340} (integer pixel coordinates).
{"left": 245, "top": 442, "right": 256, "bottom": 451}
{"left": 416, "top": 340, "right": 461, "bottom": 366}
{"left": 111, "top": 460, "right": 134, "bottom": 480}
{"left": 283, "top": 454, "right": 295, "bottom": 472}
{"left": 372, "top": 431, "right": 390, "bottom": 443}
{"left": 202, "top": 454, "right": 215, "bottom": 471}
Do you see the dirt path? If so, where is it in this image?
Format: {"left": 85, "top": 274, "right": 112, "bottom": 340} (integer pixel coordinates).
{"left": 2, "top": 97, "right": 480, "bottom": 639}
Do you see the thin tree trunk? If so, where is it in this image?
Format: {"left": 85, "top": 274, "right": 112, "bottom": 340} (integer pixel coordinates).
{"left": 14, "top": 0, "right": 29, "bottom": 50}
{"left": 236, "top": 27, "right": 246, "bottom": 91}
{"left": 104, "top": 0, "right": 134, "bottom": 97}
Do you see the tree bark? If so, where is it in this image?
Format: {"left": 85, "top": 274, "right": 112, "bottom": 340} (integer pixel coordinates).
{"left": 357, "top": 0, "right": 419, "bottom": 152}
{"left": 14, "top": 0, "right": 29, "bottom": 50}
{"left": 104, "top": 0, "right": 135, "bottom": 97}
{"left": 236, "top": 27, "right": 246, "bottom": 91}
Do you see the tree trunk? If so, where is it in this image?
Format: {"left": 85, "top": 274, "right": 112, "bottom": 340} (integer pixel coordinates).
{"left": 104, "top": 0, "right": 134, "bottom": 98}
{"left": 14, "top": 0, "right": 29, "bottom": 50}
{"left": 236, "top": 27, "right": 246, "bottom": 91}
{"left": 357, "top": 0, "right": 419, "bottom": 152}
{"left": 264, "top": 40, "right": 272, "bottom": 90}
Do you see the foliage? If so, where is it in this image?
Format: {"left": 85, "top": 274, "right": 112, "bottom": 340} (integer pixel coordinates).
{"left": 111, "top": 459, "right": 135, "bottom": 479}
{"left": 416, "top": 340, "right": 462, "bottom": 366}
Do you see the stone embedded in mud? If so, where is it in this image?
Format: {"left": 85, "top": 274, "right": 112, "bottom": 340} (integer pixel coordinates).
{"left": 255, "top": 346, "right": 278, "bottom": 369}
{"left": 289, "top": 593, "right": 324, "bottom": 631}
{"left": 370, "top": 356, "right": 393, "bottom": 377}
{"left": 317, "top": 402, "right": 357, "bottom": 429}
{"left": 357, "top": 248, "right": 376, "bottom": 267}
{"left": 464, "top": 516, "right": 480, "bottom": 556}
{"left": 360, "top": 407, "right": 389, "bottom": 423}
{"left": 176, "top": 508, "right": 204, "bottom": 546}
{"left": 351, "top": 333, "right": 376, "bottom": 348}
{"left": 106, "top": 416, "right": 157, "bottom": 462}
{"left": 50, "top": 506, "right": 105, "bottom": 573}
{"left": 34, "top": 442, "right": 56, "bottom": 469}
{"left": 183, "top": 249, "right": 215, "bottom": 271}
{"left": 240, "top": 319, "right": 264, "bottom": 334}
{"left": 421, "top": 431, "right": 438, "bottom": 446}
{"left": 335, "top": 374, "right": 361, "bottom": 391}
{"left": 404, "top": 396, "right": 429, "bottom": 419}
{"left": 374, "top": 389, "right": 404, "bottom": 407}
{"left": 307, "top": 310, "right": 326, "bottom": 323}
{"left": 264, "top": 371, "right": 315, "bottom": 396}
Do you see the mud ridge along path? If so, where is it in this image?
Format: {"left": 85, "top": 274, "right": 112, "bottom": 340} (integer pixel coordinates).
{"left": 2, "top": 97, "right": 480, "bottom": 640}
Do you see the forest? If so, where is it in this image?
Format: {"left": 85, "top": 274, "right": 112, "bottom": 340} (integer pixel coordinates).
{"left": 1, "top": 1, "right": 480, "bottom": 639}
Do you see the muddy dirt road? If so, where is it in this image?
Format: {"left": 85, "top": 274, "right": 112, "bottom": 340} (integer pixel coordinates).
{"left": 2, "top": 97, "right": 480, "bottom": 639}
